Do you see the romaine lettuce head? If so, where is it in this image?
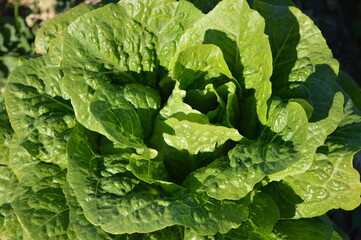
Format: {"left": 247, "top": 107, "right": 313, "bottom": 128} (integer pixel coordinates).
{"left": 1, "top": 0, "right": 361, "bottom": 239}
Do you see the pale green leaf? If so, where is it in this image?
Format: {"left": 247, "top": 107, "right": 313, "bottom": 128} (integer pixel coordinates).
{"left": 284, "top": 100, "right": 361, "bottom": 218}
{"left": 252, "top": 1, "right": 340, "bottom": 121}
{"left": 35, "top": 4, "right": 94, "bottom": 54}
{"left": 173, "top": 0, "right": 272, "bottom": 137}
{"left": 150, "top": 116, "right": 242, "bottom": 181}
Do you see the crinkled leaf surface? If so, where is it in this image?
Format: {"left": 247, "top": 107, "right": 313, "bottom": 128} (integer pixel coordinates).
{"left": 89, "top": 83, "right": 161, "bottom": 148}
{"left": 5, "top": 56, "right": 75, "bottom": 168}
{"left": 35, "top": 4, "right": 94, "bottom": 54}
{"left": 0, "top": 203, "right": 28, "bottom": 240}
{"left": 183, "top": 191, "right": 279, "bottom": 240}
{"left": 0, "top": 166, "right": 18, "bottom": 206}
{"left": 61, "top": 0, "right": 203, "bottom": 144}
{"left": 284, "top": 100, "right": 361, "bottom": 218}
{"left": 252, "top": 0, "right": 340, "bottom": 120}
{"left": 9, "top": 149, "right": 71, "bottom": 239}
{"left": 183, "top": 99, "right": 309, "bottom": 200}
{"left": 273, "top": 217, "right": 344, "bottom": 240}
{"left": 150, "top": 116, "right": 242, "bottom": 181}
{"left": 0, "top": 166, "right": 23, "bottom": 240}
{"left": 0, "top": 97, "right": 12, "bottom": 165}
{"left": 0, "top": 166, "right": 29, "bottom": 240}
{"left": 119, "top": 0, "right": 204, "bottom": 67}
{"left": 129, "top": 148, "right": 169, "bottom": 184}
{"left": 67, "top": 124, "right": 249, "bottom": 235}
{"left": 1, "top": 0, "right": 361, "bottom": 239}
{"left": 173, "top": 0, "right": 272, "bottom": 138}
{"left": 63, "top": 181, "right": 183, "bottom": 240}
{"left": 224, "top": 192, "right": 280, "bottom": 239}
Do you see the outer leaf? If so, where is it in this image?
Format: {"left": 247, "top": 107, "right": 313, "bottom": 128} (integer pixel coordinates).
{"left": 35, "top": 4, "right": 94, "bottom": 54}
{"left": 0, "top": 167, "right": 24, "bottom": 240}
{"left": 89, "top": 83, "right": 161, "bottom": 148}
{"left": 284, "top": 99, "right": 361, "bottom": 218}
{"left": 0, "top": 166, "right": 18, "bottom": 206}
{"left": 61, "top": 0, "right": 203, "bottom": 142}
{"left": 183, "top": 99, "right": 309, "bottom": 200}
{"left": 63, "top": 182, "right": 120, "bottom": 240}
{"left": 184, "top": 192, "right": 279, "bottom": 240}
{"left": 7, "top": 136, "right": 74, "bottom": 239}
{"left": 0, "top": 204, "right": 27, "bottom": 240}
{"left": 67, "top": 124, "right": 249, "bottom": 235}
{"left": 273, "top": 217, "right": 344, "bottom": 240}
{"left": 173, "top": 0, "right": 272, "bottom": 137}
{"left": 224, "top": 192, "right": 279, "bottom": 239}
{"left": 5, "top": 56, "right": 75, "bottom": 168}
{"left": 63, "top": 182, "right": 184, "bottom": 240}
{"left": 252, "top": 1, "right": 340, "bottom": 121}
{"left": 119, "top": 0, "right": 204, "bottom": 67}
{"left": 10, "top": 154, "right": 70, "bottom": 239}
{"left": 261, "top": 181, "right": 303, "bottom": 219}
{"left": 0, "top": 96, "right": 12, "bottom": 165}
{"left": 336, "top": 70, "right": 361, "bottom": 111}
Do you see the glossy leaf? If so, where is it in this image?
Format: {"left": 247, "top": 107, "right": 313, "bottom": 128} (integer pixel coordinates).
{"left": 67, "top": 124, "right": 249, "bottom": 235}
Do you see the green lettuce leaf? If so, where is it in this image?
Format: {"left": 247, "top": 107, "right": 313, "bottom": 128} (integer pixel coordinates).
{"left": 284, "top": 99, "right": 361, "bottom": 218}
{"left": 252, "top": 0, "right": 340, "bottom": 120}
{"left": 9, "top": 147, "right": 71, "bottom": 239}
{"left": 63, "top": 181, "right": 184, "bottom": 240}
{"left": 5, "top": 56, "right": 75, "bottom": 168}
{"left": 0, "top": 204, "right": 28, "bottom": 240}
{"left": 35, "top": 4, "right": 95, "bottom": 54}
{"left": 183, "top": 99, "right": 309, "bottom": 200}
{"left": 0, "top": 96, "right": 12, "bottom": 165}
{"left": 89, "top": 83, "right": 161, "bottom": 148}
{"left": 169, "top": 44, "right": 241, "bottom": 128}
{"left": 0, "top": 166, "right": 29, "bottom": 240}
{"left": 67, "top": 124, "right": 249, "bottom": 235}
{"left": 172, "top": 0, "right": 272, "bottom": 138}
{"left": 336, "top": 70, "right": 361, "bottom": 111}
{"left": 61, "top": 0, "right": 203, "bottom": 146}
{"left": 273, "top": 216, "right": 345, "bottom": 240}
{"left": 183, "top": 191, "right": 279, "bottom": 240}
{"left": 1, "top": 0, "right": 361, "bottom": 239}
{"left": 150, "top": 83, "right": 242, "bottom": 181}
